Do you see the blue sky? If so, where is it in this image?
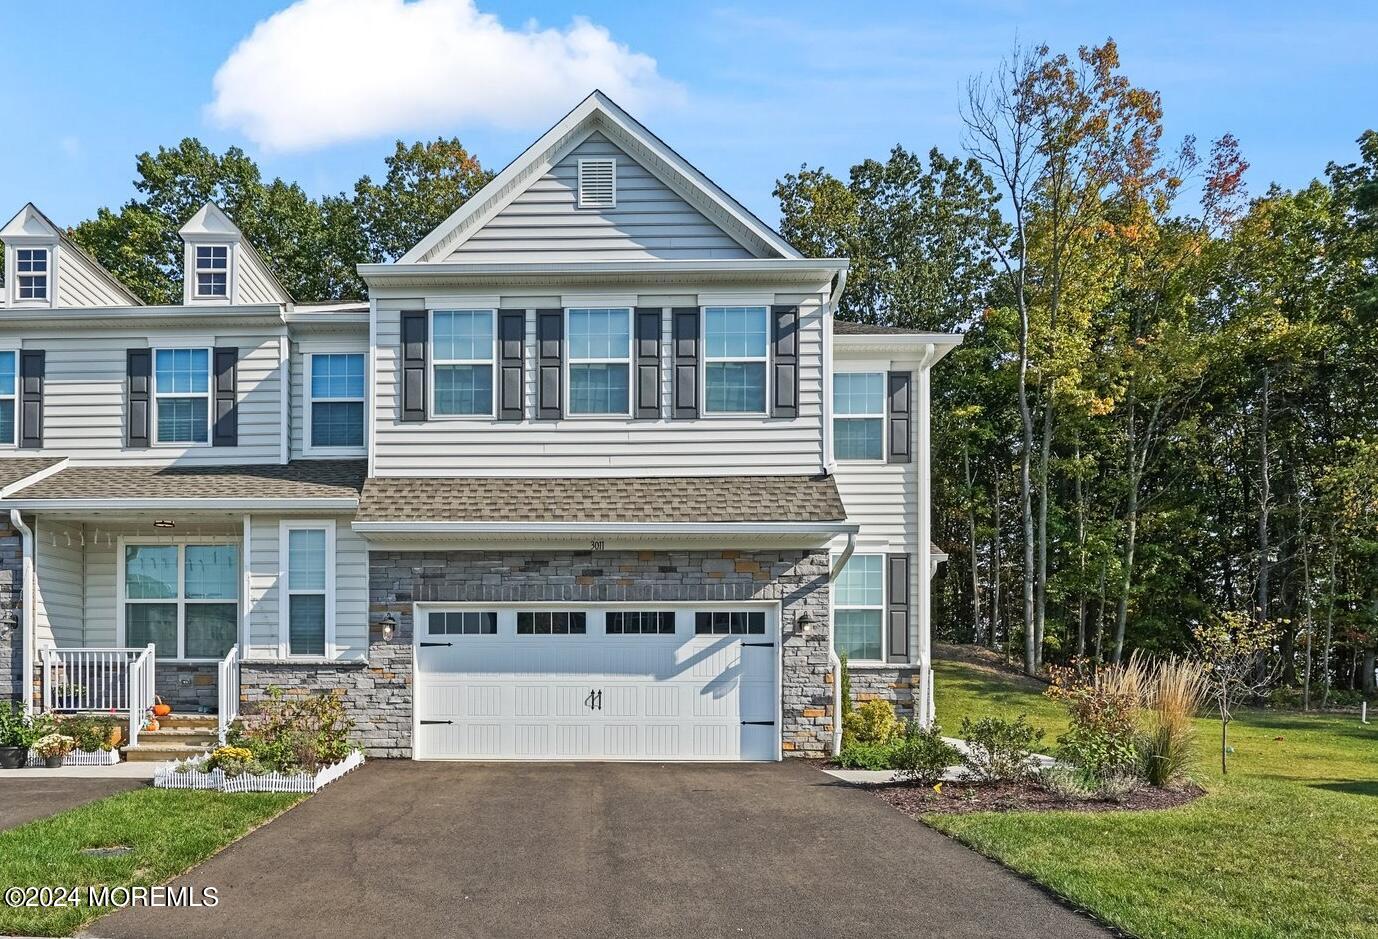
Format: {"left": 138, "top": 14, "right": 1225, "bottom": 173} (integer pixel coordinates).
{"left": 3, "top": 0, "right": 1375, "bottom": 232}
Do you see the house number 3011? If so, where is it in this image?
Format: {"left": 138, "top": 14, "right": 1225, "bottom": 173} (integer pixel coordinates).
{"left": 590, "top": 540, "right": 606, "bottom": 551}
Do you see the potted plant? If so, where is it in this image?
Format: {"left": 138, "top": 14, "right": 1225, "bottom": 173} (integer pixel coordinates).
{"left": 152, "top": 696, "right": 173, "bottom": 719}
{"left": 0, "top": 702, "right": 29, "bottom": 769}
{"left": 34, "top": 733, "right": 75, "bottom": 768}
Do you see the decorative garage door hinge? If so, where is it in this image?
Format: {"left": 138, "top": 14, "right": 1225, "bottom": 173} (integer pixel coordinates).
{"left": 419, "top": 641, "right": 453, "bottom": 647}
{"left": 740, "top": 720, "right": 775, "bottom": 726}
{"left": 742, "top": 642, "right": 775, "bottom": 647}
{"left": 420, "top": 719, "right": 454, "bottom": 725}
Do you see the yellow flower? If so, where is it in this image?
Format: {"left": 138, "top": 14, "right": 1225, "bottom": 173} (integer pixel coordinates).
{"left": 933, "top": 782, "right": 943, "bottom": 794}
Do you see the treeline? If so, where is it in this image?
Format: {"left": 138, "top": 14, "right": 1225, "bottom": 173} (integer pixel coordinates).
{"left": 778, "top": 40, "right": 1378, "bottom": 701}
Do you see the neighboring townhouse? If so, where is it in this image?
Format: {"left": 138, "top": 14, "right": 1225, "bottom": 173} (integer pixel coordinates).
{"left": 0, "top": 92, "right": 959, "bottom": 762}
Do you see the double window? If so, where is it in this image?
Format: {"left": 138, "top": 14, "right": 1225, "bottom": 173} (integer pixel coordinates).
{"left": 15, "top": 249, "right": 48, "bottom": 301}
{"left": 123, "top": 543, "right": 239, "bottom": 660}
{"left": 0, "top": 352, "right": 15, "bottom": 446}
{"left": 281, "top": 522, "right": 334, "bottom": 657}
{"left": 432, "top": 310, "right": 494, "bottom": 417}
{"left": 194, "top": 245, "right": 229, "bottom": 298}
{"left": 309, "top": 353, "right": 365, "bottom": 449}
{"left": 567, "top": 308, "right": 631, "bottom": 415}
{"left": 154, "top": 348, "right": 211, "bottom": 444}
{"left": 429, "top": 611, "right": 498, "bottom": 635}
{"left": 606, "top": 611, "right": 675, "bottom": 635}
{"left": 516, "top": 611, "right": 587, "bottom": 635}
{"left": 833, "top": 554, "right": 884, "bottom": 661}
{"left": 694, "top": 610, "right": 766, "bottom": 635}
{"left": 833, "top": 372, "right": 885, "bottom": 461}
{"left": 704, "top": 306, "right": 768, "bottom": 414}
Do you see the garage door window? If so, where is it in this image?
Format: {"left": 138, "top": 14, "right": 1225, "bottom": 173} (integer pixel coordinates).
{"left": 606, "top": 611, "right": 675, "bottom": 635}
{"left": 429, "top": 611, "right": 497, "bottom": 635}
{"left": 694, "top": 611, "right": 766, "bottom": 635}
{"left": 517, "top": 611, "right": 587, "bottom": 635}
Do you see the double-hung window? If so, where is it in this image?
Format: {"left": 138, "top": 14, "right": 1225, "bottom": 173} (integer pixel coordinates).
{"left": 15, "top": 249, "right": 49, "bottom": 301}
{"left": 0, "top": 352, "right": 15, "bottom": 446}
{"left": 310, "top": 353, "right": 365, "bottom": 449}
{"left": 567, "top": 308, "right": 630, "bottom": 415}
{"left": 833, "top": 554, "right": 884, "bottom": 661}
{"left": 124, "top": 543, "right": 239, "bottom": 660}
{"left": 194, "top": 245, "right": 229, "bottom": 298}
{"left": 281, "top": 522, "right": 334, "bottom": 657}
{"left": 704, "top": 306, "right": 768, "bottom": 414}
{"left": 432, "top": 310, "right": 494, "bottom": 417}
{"left": 153, "top": 348, "right": 211, "bottom": 444}
{"left": 833, "top": 372, "right": 885, "bottom": 461}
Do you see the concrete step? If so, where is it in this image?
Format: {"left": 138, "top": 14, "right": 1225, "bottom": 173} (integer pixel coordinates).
{"left": 122, "top": 742, "right": 215, "bottom": 763}
{"left": 139, "top": 728, "right": 219, "bottom": 746}
{"left": 153, "top": 714, "right": 219, "bottom": 730}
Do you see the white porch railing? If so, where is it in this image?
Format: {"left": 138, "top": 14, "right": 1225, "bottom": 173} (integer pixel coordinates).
{"left": 40, "top": 645, "right": 157, "bottom": 748}
{"left": 127, "top": 645, "right": 156, "bottom": 749}
{"left": 217, "top": 644, "right": 240, "bottom": 744}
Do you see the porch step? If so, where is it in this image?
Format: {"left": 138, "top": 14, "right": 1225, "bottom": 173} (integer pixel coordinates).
{"left": 153, "top": 715, "right": 219, "bottom": 730}
{"left": 122, "top": 742, "right": 216, "bottom": 763}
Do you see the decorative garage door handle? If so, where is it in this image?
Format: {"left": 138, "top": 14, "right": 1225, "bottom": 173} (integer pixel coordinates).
{"left": 420, "top": 719, "right": 453, "bottom": 725}
{"left": 742, "top": 641, "right": 775, "bottom": 647}
{"left": 419, "top": 641, "right": 453, "bottom": 647}
{"left": 741, "top": 720, "right": 775, "bottom": 726}
{"left": 584, "top": 690, "right": 603, "bottom": 711}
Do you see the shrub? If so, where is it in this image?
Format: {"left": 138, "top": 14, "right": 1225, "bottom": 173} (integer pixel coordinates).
{"left": 228, "top": 687, "right": 355, "bottom": 773}
{"left": 835, "top": 741, "right": 898, "bottom": 770}
{"left": 843, "top": 698, "right": 898, "bottom": 745}
{"left": 0, "top": 702, "right": 28, "bottom": 748}
{"left": 959, "top": 714, "right": 1044, "bottom": 782}
{"left": 59, "top": 715, "right": 121, "bottom": 753}
{"left": 1037, "top": 763, "right": 1095, "bottom": 801}
{"left": 891, "top": 722, "right": 961, "bottom": 785}
{"left": 207, "top": 745, "right": 265, "bottom": 777}
{"left": 1139, "top": 656, "right": 1206, "bottom": 787}
{"left": 1047, "top": 659, "right": 1142, "bottom": 781}
{"left": 33, "top": 733, "right": 75, "bottom": 758}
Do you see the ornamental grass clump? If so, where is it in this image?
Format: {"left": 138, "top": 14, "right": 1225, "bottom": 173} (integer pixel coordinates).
{"left": 1139, "top": 656, "right": 1207, "bottom": 787}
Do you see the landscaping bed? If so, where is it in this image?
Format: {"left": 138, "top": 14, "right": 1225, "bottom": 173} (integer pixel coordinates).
{"left": 877, "top": 779, "right": 1204, "bottom": 816}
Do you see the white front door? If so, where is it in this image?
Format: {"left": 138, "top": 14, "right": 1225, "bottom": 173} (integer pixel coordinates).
{"left": 413, "top": 605, "right": 779, "bottom": 761}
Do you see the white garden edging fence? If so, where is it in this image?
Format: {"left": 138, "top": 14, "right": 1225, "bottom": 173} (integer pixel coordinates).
{"left": 154, "top": 749, "right": 365, "bottom": 793}
{"left": 26, "top": 748, "right": 121, "bottom": 767}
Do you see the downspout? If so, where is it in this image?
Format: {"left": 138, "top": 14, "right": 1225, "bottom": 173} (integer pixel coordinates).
{"left": 827, "top": 531, "right": 856, "bottom": 756}
{"left": 10, "top": 510, "right": 34, "bottom": 717}
{"left": 916, "top": 344, "right": 936, "bottom": 726}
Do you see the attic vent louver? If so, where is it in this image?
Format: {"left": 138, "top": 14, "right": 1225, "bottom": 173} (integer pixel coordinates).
{"left": 577, "top": 158, "right": 616, "bottom": 209}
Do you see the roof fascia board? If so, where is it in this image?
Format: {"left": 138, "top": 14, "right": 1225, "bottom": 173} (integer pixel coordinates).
{"left": 352, "top": 521, "right": 857, "bottom": 535}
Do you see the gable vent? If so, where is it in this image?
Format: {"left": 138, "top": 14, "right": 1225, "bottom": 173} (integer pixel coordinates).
{"left": 577, "top": 158, "right": 617, "bottom": 209}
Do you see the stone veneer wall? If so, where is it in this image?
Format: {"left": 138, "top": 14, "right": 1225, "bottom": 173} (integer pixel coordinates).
{"left": 849, "top": 667, "right": 923, "bottom": 720}
{"left": 155, "top": 663, "right": 219, "bottom": 713}
{"left": 0, "top": 521, "right": 22, "bottom": 705}
{"left": 244, "top": 549, "right": 833, "bottom": 759}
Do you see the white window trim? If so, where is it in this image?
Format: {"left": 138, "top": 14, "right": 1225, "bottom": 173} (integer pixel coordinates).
{"left": 14, "top": 247, "right": 51, "bottom": 303}
{"left": 193, "top": 244, "right": 231, "bottom": 299}
{"left": 576, "top": 157, "right": 617, "bottom": 209}
{"left": 0, "top": 346, "right": 17, "bottom": 449}
{"left": 152, "top": 345, "right": 213, "bottom": 447}
{"left": 116, "top": 535, "right": 241, "bottom": 662}
{"left": 832, "top": 369, "right": 887, "bottom": 463}
{"left": 428, "top": 308, "right": 497, "bottom": 421}
{"left": 278, "top": 519, "right": 336, "bottom": 659}
{"left": 830, "top": 552, "right": 887, "bottom": 665}
{"left": 564, "top": 307, "right": 632, "bottom": 418}
{"left": 305, "top": 351, "right": 367, "bottom": 456}
{"left": 700, "top": 305, "right": 771, "bottom": 417}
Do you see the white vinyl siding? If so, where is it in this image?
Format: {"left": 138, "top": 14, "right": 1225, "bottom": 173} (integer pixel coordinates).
{"left": 33, "top": 520, "right": 83, "bottom": 648}
{"left": 371, "top": 296, "right": 827, "bottom": 476}
{"left": 53, "top": 248, "right": 137, "bottom": 307}
{"left": 247, "top": 515, "right": 366, "bottom": 661}
{"left": 445, "top": 133, "right": 753, "bottom": 262}
{"left": 235, "top": 248, "right": 280, "bottom": 305}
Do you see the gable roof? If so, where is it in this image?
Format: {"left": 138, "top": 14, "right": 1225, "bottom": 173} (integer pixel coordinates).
{"left": 179, "top": 201, "right": 293, "bottom": 304}
{"left": 399, "top": 90, "right": 802, "bottom": 264}
{"left": 1, "top": 203, "right": 144, "bottom": 305}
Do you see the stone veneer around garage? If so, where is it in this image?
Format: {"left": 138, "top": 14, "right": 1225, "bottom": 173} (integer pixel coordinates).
{"left": 0, "top": 521, "right": 23, "bottom": 705}
{"left": 241, "top": 549, "right": 834, "bottom": 759}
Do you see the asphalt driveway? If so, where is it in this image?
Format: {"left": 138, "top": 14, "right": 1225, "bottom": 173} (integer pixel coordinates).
{"left": 90, "top": 761, "right": 1107, "bottom": 939}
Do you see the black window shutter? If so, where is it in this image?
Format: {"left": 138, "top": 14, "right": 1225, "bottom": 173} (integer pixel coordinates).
{"left": 400, "top": 310, "right": 428, "bottom": 422}
{"left": 212, "top": 347, "right": 238, "bottom": 447}
{"left": 671, "top": 307, "right": 699, "bottom": 420}
{"left": 771, "top": 305, "right": 799, "bottom": 418}
{"left": 126, "top": 349, "right": 151, "bottom": 448}
{"left": 634, "top": 307, "right": 662, "bottom": 420}
{"left": 497, "top": 309, "right": 526, "bottom": 421}
{"left": 536, "top": 309, "right": 563, "bottom": 419}
{"left": 887, "top": 553, "right": 911, "bottom": 663}
{"left": 887, "top": 370, "right": 912, "bottom": 463}
{"left": 18, "top": 350, "right": 44, "bottom": 449}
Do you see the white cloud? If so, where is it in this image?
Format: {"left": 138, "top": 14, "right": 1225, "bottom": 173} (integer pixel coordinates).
{"left": 207, "top": 0, "right": 682, "bottom": 152}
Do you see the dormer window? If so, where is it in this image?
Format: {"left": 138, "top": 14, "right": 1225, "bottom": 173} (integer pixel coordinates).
{"left": 194, "top": 245, "right": 229, "bottom": 298}
{"left": 577, "top": 158, "right": 616, "bottom": 209}
{"left": 16, "top": 248, "right": 49, "bottom": 300}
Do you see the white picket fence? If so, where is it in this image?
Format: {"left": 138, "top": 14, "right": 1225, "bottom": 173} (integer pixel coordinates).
{"left": 26, "top": 748, "right": 121, "bottom": 767}
{"left": 154, "top": 749, "right": 365, "bottom": 793}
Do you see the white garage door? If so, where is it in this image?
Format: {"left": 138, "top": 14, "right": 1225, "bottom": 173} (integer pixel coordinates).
{"left": 414, "top": 605, "right": 779, "bottom": 761}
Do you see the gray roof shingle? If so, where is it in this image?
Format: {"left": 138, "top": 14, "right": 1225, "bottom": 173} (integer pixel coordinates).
{"left": 7, "top": 460, "right": 366, "bottom": 501}
{"left": 833, "top": 320, "right": 927, "bottom": 335}
{"left": 0, "top": 456, "right": 65, "bottom": 490}
{"left": 357, "top": 474, "right": 848, "bottom": 524}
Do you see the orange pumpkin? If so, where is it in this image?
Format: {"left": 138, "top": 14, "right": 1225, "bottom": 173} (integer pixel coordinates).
{"left": 152, "top": 703, "right": 172, "bottom": 717}
{"left": 143, "top": 719, "right": 160, "bottom": 732}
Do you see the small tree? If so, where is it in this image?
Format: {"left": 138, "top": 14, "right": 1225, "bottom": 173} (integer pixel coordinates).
{"left": 1193, "top": 612, "right": 1278, "bottom": 774}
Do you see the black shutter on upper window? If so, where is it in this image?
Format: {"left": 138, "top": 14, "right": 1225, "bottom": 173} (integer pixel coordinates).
{"left": 671, "top": 307, "right": 699, "bottom": 420}
{"left": 634, "top": 307, "right": 662, "bottom": 420}
{"left": 887, "top": 552, "right": 911, "bottom": 663}
{"left": 400, "top": 310, "right": 428, "bottom": 422}
{"left": 771, "top": 305, "right": 799, "bottom": 418}
{"left": 536, "top": 309, "right": 563, "bottom": 419}
{"left": 497, "top": 309, "right": 526, "bottom": 421}
{"left": 126, "top": 349, "right": 151, "bottom": 449}
{"left": 887, "top": 370, "right": 912, "bottom": 463}
{"left": 212, "top": 347, "right": 238, "bottom": 447}
{"left": 18, "top": 350, "right": 44, "bottom": 449}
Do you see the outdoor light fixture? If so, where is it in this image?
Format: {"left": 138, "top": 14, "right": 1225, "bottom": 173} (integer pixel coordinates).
{"left": 153, "top": 520, "right": 175, "bottom": 529}
{"left": 380, "top": 613, "right": 397, "bottom": 642}
{"left": 795, "top": 611, "right": 815, "bottom": 632}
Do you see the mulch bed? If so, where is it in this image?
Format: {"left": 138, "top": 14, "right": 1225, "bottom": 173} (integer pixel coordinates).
{"left": 876, "top": 779, "right": 1206, "bottom": 817}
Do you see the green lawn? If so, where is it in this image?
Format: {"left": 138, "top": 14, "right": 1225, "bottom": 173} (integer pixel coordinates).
{"left": 0, "top": 788, "right": 304, "bottom": 937}
{"left": 927, "top": 656, "right": 1378, "bottom": 939}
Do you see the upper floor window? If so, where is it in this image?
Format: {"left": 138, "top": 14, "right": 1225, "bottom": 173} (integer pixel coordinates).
{"left": 704, "top": 306, "right": 768, "bottom": 414}
{"left": 194, "top": 245, "right": 229, "bottom": 298}
{"left": 567, "top": 308, "right": 630, "bottom": 416}
{"left": 0, "top": 352, "right": 15, "bottom": 446}
{"left": 154, "top": 348, "right": 210, "bottom": 444}
{"left": 432, "top": 310, "right": 493, "bottom": 417}
{"left": 833, "top": 554, "right": 884, "bottom": 661}
{"left": 833, "top": 372, "right": 885, "bottom": 461}
{"left": 15, "top": 249, "right": 48, "bottom": 301}
{"left": 310, "top": 353, "right": 365, "bottom": 449}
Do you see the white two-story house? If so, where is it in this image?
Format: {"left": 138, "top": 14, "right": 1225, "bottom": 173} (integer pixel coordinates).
{"left": 0, "top": 92, "right": 958, "bottom": 761}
